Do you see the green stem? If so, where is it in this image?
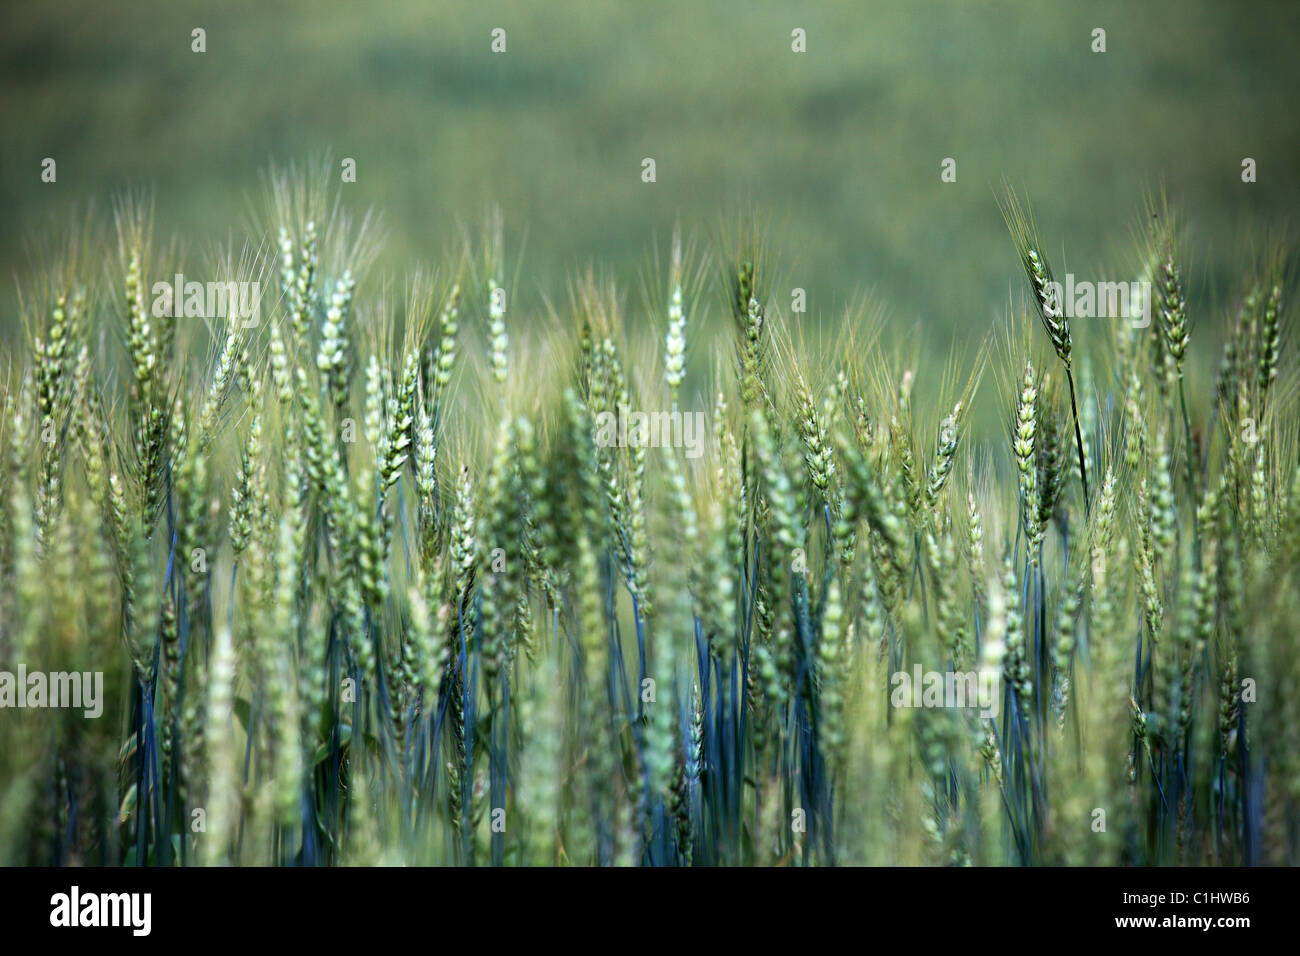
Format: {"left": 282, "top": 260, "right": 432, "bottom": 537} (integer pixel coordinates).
{"left": 1066, "top": 368, "right": 1090, "bottom": 518}
{"left": 1178, "top": 377, "right": 1200, "bottom": 566}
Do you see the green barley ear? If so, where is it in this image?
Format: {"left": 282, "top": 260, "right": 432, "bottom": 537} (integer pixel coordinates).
{"left": 516, "top": 653, "right": 562, "bottom": 858}
{"left": 1144, "top": 197, "right": 1202, "bottom": 509}
{"left": 729, "top": 259, "right": 768, "bottom": 410}
{"left": 174, "top": 405, "right": 210, "bottom": 618}
{"left": 1176, "top": 539, "right": 1217, "bottom": 744}
{"left": 965, "top": 488, "right": 985, "bottom": 603}
{"left": 816, "top": 576, "right": 848, "bottom": 771}
{"left": 750, "top": 408, "right": 801, "bottom": 707}
{"left": 123, "top": 524, "right": 161, "bottom": 685}
{"left": 407, "top": 569, "right": 446, "bottom": 711}
{"left": 733, "top": 258, "right": 754, "bottom": 325}
{"left": 1000, "top": 554, "right": 1030, "bottom": 702}
{"left": 1148, "top": 427, "right": 1176, "bottom": 559}
{"left": 889, "top": 414, "right": 923, "bottom": 528}
{"left": 1092, "top": 466, "right": 1117, "bottom": 561}
{"left": 31, "top": 297, "right": 80, "bottom": 549}
{"left": 1034, "top": 375, "right": 1066, "bottom": 532}
{"left": 1012, "top": 360, "right": 1042, "bottom": 559}
{"left": 197, "top": 317, "right": 244, "bottom": 453}
{"left": 1157, "top": 253, "right": 1189, "bottom": 380}
{"left": 663, "top": 231, "right": 687, "bottom": 395}
{"left": 925, "top": 401, "right": 962, "bottom": 517}
{"left": 268, "top": 319, "right": 293, "bottom": 407}
{"left": 477, "top": 416, "right": 526, "bottom": 684}
{"left": 1001, "top": 189, "right": 1070, "bottom": 364}
{"left": 979, "top": 719, "right": 1005, "bottom": 787}
{"left": 395, "top": 347, "right": 418, "bottom": 456}
{"left": 600, "top": 337, "right": 652, "bottom": 619}
{"left": 794, "top": 374, "right": 835, "bottom": 511}
{"left": 1123, "top": 367, "right": 1148, "bottom": 472}
{"left": 413, "top": 394, "right": 439, "bottom": 567}
{"left": 283, "top": 219, "right": 320, "bottom": 340}
{"left": 1218, "top": 642, "right": 1240, "bottom": 760}
{"left": 926, "top": 514, "right": 970, "bottom": 668}
{"left": 124, "top": 244, "right": 155, "bottom": 402}
{"left": 34, "top": 288, "right": 78, "bottom": 430}
{"left": 353, "top": 477, "right": 389, "bottom": 615}
{"left": 487, "top": 277, "right": 508, "bottom": 389}
{"left": 362, "top": 354, "right": 411, "bottom": 493}
{"left": 1259, "top": 279, "right": 1282, "bottom": 395}
{"left": 1134, "top": 476, "right": 1163, "bottom": 641}
{"left": 1145, "top": 197, "right": 1191, "bottom": 386}
{"left": 1088, "top": 469, "right": 1120, "bottom": 647}
{"left": 1050, "top": 565, "right": 1086, "bottom": 733}
{"left": 1001, "top": 187, "right": 1091, "bottom": 514}
{"left": 134, "top": 398, "right": 171, "bottom": 532}
{"left": 277, "top": 225, "right": 297, "bottom": 316}
{"left": 699, "top": 480, "right": 740, "bottom": 663}
{"left": 482, "top": 210, "right": 509, "bottom": 392}
{"left": 1216, "top": 282, "right": 1255, "bottom": 413}
{"left": 317, "top": 270, "right": 356, "bottom": 411}
{"left": 427, "top": 282, "right": 461, "bottom": 415}
{"left": 642, "top": 680, "right": 677, "bottom": 811}
{"left": 669, "top": 720, "right": 696, "bottom": 865}
{"left": 837, "top": 424, "right": 908, "bottom": 613}
{"left": 1256, "top": 249, "right": 1286, "bottom": 411}
{"left": 201, "top": 624, "right": 238, "bottom": 865}
{"left": 229, "top": 379, "right": 263, "bottom": 560}
{"left": 1129, "top": 696, "right": 1152, "bottom": 783}
{"left": 363, "top": 352, "right": 385, "bottom": 448}
{"left": 450, "top": 463, "right": 478, "bottom": 606}
{"left": 269, "top": 637, "right": 303, "bottom": 831}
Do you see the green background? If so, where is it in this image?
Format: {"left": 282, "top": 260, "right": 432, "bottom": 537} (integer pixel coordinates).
{"left": 2, "top": 0, "right": 1297, "bottom": 344}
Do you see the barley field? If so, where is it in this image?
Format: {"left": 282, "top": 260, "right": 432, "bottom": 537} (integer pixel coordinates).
{"left": 3, "top": 0, "right": 1299, "bottom": 873}
{"left": 0, "top": 168, "right": 1295, "bottom": 867}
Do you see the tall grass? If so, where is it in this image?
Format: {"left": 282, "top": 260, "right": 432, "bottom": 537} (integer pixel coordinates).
{"left": 0, "top": 174, "right": 1296, "bottom": 866}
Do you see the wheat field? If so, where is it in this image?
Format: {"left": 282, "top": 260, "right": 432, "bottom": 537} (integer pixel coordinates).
{"left": 0, "top": 173, "right": 1296, "bottom": 867}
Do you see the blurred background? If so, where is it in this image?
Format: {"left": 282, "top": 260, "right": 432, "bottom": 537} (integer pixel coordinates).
{"left": 2, "top": 0, "right": 1298, "bottom": 350}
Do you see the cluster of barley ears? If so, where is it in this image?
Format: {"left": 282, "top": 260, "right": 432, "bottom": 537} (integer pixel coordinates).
{"left": 0, "top": 174, "right": 1296, "bottom": 866}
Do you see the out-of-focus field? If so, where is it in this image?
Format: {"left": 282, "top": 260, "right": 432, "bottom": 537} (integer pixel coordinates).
{"left": 2, "top": 0, "right": 1298, "bottom": 346}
